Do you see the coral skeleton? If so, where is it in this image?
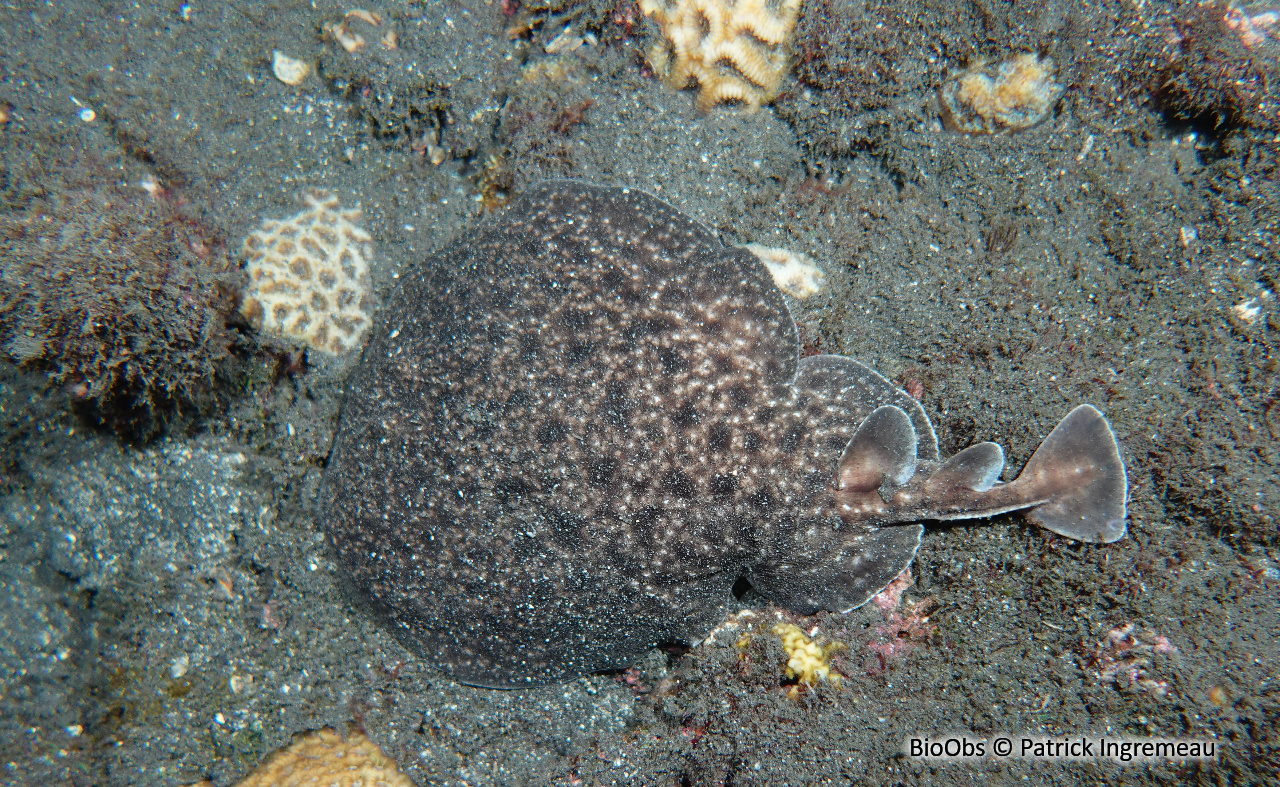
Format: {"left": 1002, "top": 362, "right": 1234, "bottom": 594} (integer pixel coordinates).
{"left": 743, "top": 243, "right": 825, "bottom": 299}
{"left": 940, "top": 53, "right": 1064, "bottom": 133}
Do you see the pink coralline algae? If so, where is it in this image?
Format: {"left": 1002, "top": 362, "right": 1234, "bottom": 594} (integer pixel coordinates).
{"left": 866, "top": 569, "right": 938, "bottom": 674}
{"left": 1088, "top": 623, "right": 1179, "bottom": 696}
{"left": 872, "top": 568, "right": 914, "bottom": 613}
{"left": 1224, "top": 0, "right": 1279, "bottom": 48}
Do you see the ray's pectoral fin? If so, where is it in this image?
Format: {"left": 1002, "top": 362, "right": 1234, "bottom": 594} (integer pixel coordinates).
{"left": 746, "top": 524, "right": 923, "bottom": 616}
{"left": 834, "top": 404, "right": 1128, "bottom": 544}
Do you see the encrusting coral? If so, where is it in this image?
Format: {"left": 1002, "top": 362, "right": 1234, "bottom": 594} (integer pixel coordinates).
{"left": 185, "top": 727, "right": 413, "bottom": 787}
{"left": 640, "top": 0, "right": 802, "bottom": 111}
{"left": 241, "top": 191, "right": 377, "bottom": 355}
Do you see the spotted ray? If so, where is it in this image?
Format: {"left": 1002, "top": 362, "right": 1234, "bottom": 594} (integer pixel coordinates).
{"left": 320, "top": 180, "right": 1128, "bottom": 688}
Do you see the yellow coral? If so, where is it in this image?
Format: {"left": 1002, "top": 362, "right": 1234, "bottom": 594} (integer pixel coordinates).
{"left": 640, "top": 0, "right": 802, "bottom": 111}
{"left": 186, "top": 727, "right": 413, "bottom": 787}
{"left": 772, "top": 623, "right": 844, "bottom": 696}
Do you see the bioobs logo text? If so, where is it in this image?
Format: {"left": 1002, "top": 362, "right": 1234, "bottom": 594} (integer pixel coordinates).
{"left": 906, "top": 735, "right": 988, "bottom": 760}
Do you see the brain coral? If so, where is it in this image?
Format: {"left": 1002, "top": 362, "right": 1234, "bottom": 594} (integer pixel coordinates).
{"left": 241, "top": 191, "right": 376, "bottom": 355}
{"left": 0, "top": 183, "right": 240, "bottom": 439}
{"left": 939, "top": 53, "right": 1064, "bottom": 134}
{"left": 641, "top": 0, "right": 802, "bottom": 111}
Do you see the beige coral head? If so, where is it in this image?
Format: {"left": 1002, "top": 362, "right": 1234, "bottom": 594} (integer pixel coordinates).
{"left": 641, "top": 0, "right": 802, "bottom": 111}
{"left": 195, "top": 727, "right": 413, "bottom": 787}
{"left": 240, "top": 189, "right": 377, "bottom": 355}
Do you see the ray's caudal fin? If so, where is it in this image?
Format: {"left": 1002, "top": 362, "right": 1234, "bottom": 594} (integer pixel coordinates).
{"left": 1018, "top": 405, "right": 1128, "bottom": 542}
{"left": 835, "top": 405, "right": 1128, "bottom": 543}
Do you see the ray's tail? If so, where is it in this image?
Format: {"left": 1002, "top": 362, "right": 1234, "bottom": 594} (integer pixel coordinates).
{"left": 832, "top": 403, "right": 1129, "bottom": 543}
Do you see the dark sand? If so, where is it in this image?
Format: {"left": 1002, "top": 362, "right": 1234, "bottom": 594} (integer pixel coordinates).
{"left": 0, "top": 0, "right": 1276, "bottom": 785}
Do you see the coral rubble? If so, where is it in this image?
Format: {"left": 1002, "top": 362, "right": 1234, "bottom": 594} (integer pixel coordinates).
{"left": 1087, "top": 623, "right": 1178, "bottom": 697}
{"left": 241, "top": 191, "right": 377, "bottom": 355}
{"left": 640, "top": 0, "right": 802, "bottom": 111}
{"left": 1157, "top": 1, "right": 1280, "bottom": 131}
{"left": 319, "top": 12, "right": 450, "bottom": 141}
{"left": 866, "top": 569, "right": 936, "bottom": 673}
{"left": 939, "top": 53, "right": 1064, "bottom": 133}
{"left": 743, "top": 243, "right": 825, "bottom": 298}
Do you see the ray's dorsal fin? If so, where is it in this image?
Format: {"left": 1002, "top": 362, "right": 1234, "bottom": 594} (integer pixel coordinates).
{"left": 1021, "top": 404, "right": 1128, "bottom": 543}
{"left": 837, "top": 405, "right": 918, "bottom": 501}
{"left": 924, "top": 442, "right": 1005, "bottom": 494}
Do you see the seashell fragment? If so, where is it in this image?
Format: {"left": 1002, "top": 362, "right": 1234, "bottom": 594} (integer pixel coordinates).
{"left": 545, "top": 26, "right": 586, "bottom": 53}
{"left": 271, "top": 50, "right": 311, "bottom": 86}
{"left": 325, "top": 22, "right": 367, "bottom": 53}
{"left": 345, "top": 8, "right": 382, "bottom": 25}
{"left": 743, "top": 243, "right": 826, "bottom": 299}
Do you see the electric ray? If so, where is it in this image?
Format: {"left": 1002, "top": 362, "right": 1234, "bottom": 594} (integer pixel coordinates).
{"left": 320, "top": 180, "right": 1128, "bottom": 688}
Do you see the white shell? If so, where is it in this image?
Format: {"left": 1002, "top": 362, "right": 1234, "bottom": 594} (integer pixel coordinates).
{"left": 271, "top": 50, "right": 311, "bottom": 86}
